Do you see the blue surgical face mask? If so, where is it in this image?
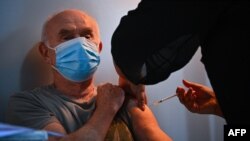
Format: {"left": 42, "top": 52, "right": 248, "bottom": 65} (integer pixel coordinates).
{"left": 47, "top": 37, "right": 100, "bottom": 82}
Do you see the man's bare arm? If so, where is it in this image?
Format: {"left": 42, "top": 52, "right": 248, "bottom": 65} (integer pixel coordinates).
{"left": 127, "top": 100, "right": 172, "bottom": 141}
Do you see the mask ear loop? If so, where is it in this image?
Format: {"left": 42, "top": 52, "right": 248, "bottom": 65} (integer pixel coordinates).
{"left": 51, "top": 65, "right": 58, "bottom": 71}
{"left": 50, "top": 64, "right": 77, "bottom": 82}
{"left": 46, "top": 45, "right": 56, "bottom": 51}
{"left": 45, "top": 43, "right": 58, "bottom": 73}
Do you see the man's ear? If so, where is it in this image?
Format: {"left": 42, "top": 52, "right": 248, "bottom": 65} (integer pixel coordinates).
{"left": 38, "top": 42, "right": 52, "bottom": 64}
{"left": 98, "top": 41, "right": 103, "bottom": 53}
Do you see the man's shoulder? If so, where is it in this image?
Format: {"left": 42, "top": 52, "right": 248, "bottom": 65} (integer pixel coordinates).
{"left": 7, "top": 85, "right": 58, "bottom": 115}
{"left": 10, "top": 85, "right": 52, "bottom": 101}
{"left": 6, "top": 85, "right": 60, "bottom": 129}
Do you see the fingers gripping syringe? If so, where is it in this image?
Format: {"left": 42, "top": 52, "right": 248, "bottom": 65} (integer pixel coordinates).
{"left": 152, "top": 94, "right": 177, "bottom": 106}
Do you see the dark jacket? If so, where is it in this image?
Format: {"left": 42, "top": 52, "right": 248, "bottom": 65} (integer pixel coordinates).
{"left": 112, "top": 0, "right": 250, "bottom": 125}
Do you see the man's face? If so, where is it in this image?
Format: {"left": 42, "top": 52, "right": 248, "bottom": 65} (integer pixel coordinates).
{"left": 45, "top": 10, "right": 101, "bottom": 64}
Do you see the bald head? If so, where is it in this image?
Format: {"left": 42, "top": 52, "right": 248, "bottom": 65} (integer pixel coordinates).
{"left": 41, "top": 9, "right": 100, "bottom": 48}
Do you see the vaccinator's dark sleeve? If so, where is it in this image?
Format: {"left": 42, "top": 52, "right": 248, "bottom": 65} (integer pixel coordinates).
{"left": 111, "top": 0, "right": 228, "bottom": 85}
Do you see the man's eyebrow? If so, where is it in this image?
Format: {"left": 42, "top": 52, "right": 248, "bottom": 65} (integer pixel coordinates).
{"left": 80, "top": 28, "right": 93, "bottom": 34}
{"left": 58, "top": 28, "right": 93, "bottom": 36}
{"left": 58, "top": 29, "right": 74, "bottom": 36}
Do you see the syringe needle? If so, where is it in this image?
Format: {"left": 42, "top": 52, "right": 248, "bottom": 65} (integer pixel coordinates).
{"left": 153, "top": 94, "right": 177, "bottom": 106}
{"left": 159, "top": 94, "right": 177, "bottom": 102}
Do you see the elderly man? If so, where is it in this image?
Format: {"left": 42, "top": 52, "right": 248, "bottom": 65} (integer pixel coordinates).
{"left": 6, "top": 9, "right": 171, "bottom": 141}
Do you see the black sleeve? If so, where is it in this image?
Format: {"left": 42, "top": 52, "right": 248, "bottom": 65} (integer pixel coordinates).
{"left": 111, "top": 0, "right": 230, "bottom": 85}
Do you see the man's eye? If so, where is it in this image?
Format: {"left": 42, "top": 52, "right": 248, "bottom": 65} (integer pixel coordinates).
{"left": 82, "top": 34, "right": 91, "bottom": 39}
{"left": 63, "top": 36, "right": 74, "bottom": 40}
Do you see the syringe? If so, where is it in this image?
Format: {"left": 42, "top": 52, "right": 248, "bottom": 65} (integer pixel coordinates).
{"left": 152, "top": 94, "right": 177, "bottom": 106}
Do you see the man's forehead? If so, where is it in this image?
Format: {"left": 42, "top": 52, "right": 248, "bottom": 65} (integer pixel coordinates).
{"left": 46, "top": 10, "right": 97, "bottom": 33}
{"left": 51, "top": 14, "right": 89, "bottom": 27}
{"left": 51, "top": 10, "right": 89, "bottom": 21}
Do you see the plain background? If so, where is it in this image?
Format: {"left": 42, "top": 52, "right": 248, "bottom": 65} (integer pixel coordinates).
{"left": 0, "top": 0, "right": 225, "bottom": 140}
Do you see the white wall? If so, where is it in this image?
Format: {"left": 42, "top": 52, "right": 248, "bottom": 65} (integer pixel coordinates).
{"left": 0, "top": 0, "right": 225, "bottom": 140}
